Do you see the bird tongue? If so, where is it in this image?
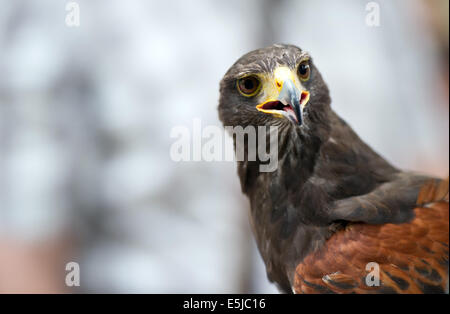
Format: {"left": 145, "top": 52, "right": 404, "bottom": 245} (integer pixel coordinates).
{"left": 260, "top": 100, "right": 293, "bottom": 112}
{"left": 283, "top": 106, "right": 298, "bottom": 123}
{"left": 258, "top": 100, "right": 299, "bottom": 123}
{"left": 283, "top": 106, "right": 295, "bottom": 114}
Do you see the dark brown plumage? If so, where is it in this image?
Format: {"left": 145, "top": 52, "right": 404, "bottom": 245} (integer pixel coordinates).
{"left": 218, "top": 44, "right": 449, "bottom": 294}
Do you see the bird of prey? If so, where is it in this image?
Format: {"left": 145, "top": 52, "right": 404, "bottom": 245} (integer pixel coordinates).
{"left": 218, "top": 44, "right": 449, "bottom": 294}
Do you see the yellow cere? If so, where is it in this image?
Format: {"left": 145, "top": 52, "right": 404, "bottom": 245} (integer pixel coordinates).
{"left": 273, "top": 67, "right": 297, "bottom": 90}
{"left": 256, "top": 66, "right": 305, "bottom": 117}
{"left": 261, "top": 67, "right": 303, "bottom": 101}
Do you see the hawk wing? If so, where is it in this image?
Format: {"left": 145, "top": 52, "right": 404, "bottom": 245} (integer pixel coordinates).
{"left": 293, "top": 178, "right": 449, "bottom": 294}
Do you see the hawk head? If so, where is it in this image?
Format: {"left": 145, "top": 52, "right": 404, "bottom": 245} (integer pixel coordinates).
{"left": 218, "top": 44, "right": 331, "bottom": 131}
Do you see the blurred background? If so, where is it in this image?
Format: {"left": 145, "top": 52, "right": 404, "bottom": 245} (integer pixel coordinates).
{"left": 0, "top": 0, "right": 448, "bottom": 293}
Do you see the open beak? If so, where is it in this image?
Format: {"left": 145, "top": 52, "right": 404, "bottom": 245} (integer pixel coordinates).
{"left": 256, "top": 78, "right": 309, "bottom": 125}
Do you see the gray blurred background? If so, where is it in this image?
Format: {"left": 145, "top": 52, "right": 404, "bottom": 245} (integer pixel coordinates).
{"left": 0, "top": 0, "right": 448, "bottom": 293}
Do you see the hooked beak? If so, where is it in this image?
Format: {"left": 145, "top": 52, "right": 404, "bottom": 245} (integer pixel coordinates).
{"left": 256, "top": 77, "right": 309, "bottom": 125}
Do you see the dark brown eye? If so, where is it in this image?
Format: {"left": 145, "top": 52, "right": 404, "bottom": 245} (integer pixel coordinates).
{"left": 237, "top": 76, "right": 261, "bottom": 96}
{"left": 298, "top": 61, "right": 310, "bottom": 81}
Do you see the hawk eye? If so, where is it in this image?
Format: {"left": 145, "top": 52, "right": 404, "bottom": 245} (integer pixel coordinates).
{"left": 298, "top": 61, "right": 310, "bottom": 81}
{"left": 237, "top": 76, "right": 261, "bottom": 97}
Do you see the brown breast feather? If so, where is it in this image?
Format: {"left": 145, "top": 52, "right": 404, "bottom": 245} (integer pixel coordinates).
{"left": 293, "top": 178, "right": 449, "bottom": 294}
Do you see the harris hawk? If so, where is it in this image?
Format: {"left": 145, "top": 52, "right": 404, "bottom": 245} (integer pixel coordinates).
{"left": 218, "top": 44, "right": 449, "bottom": 294}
